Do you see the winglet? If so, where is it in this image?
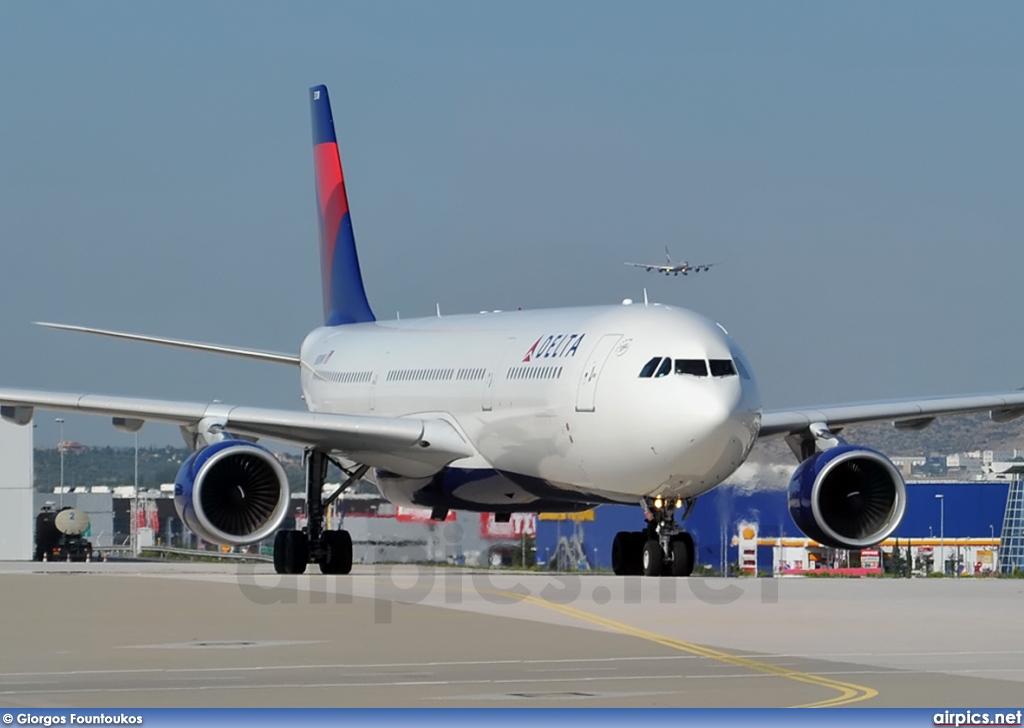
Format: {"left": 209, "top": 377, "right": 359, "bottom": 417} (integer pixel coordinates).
{"left": 310, "top": 85, "right": 376, "bottom": 327}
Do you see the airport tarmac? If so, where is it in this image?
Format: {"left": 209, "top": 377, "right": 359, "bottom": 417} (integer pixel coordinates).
{"left": 0, "top": 562, "right": 1022, "bottom": 708}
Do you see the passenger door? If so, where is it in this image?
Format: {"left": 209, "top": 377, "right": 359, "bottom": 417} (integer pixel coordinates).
{"left": 574, "top": 334, "right": 622, "bottom": 412}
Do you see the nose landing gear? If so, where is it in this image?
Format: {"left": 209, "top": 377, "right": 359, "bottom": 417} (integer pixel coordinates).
{"left": 611, "top": 496, "right": 695, "bottom": 577}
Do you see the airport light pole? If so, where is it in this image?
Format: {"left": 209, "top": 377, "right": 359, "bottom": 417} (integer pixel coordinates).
{"left": 133, "top": 431, "right": 139, "bottom": 557}
{"left": 935, "top": 494, "right": 945, "bottom": 575}
{"left": 55, "top": 418, "right": 65, "bottom": 509}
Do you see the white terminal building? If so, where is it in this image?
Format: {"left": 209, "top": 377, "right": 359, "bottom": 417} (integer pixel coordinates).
{"left": 0, "top": 417, "right": 33, "bottom": 560}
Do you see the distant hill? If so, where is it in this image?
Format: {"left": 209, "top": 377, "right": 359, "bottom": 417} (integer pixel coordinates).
{"left": 748, "top": 412, "right": 1024, "bottom": 464}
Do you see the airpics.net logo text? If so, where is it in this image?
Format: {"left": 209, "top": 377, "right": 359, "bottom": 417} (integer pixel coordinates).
{"left": 934, "top": 709, "right": 1023, "bottom": 726}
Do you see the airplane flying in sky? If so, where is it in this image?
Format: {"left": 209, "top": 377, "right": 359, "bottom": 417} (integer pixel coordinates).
{"left": 5, "top": 85, "right": 1024, "bottom": 578}
{"left": 625, "top": 247, "right": 715, "bottom": 276}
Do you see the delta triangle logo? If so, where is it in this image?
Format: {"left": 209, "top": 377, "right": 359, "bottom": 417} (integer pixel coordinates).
{"left": 522, "top": 337, "right": 541, "bottom": 362}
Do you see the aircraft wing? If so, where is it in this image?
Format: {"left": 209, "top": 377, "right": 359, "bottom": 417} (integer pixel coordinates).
{"left": 624, "top": 262, "right": 659, "bottom": 269}
{"left": 0, "top": 388, "right": 475, "bottom": 477}
{"left": 34, "top": 322, "right": 300, "bottom": 366}
{"left": 759, "top": 392, "right": 1024, "bottom": 439}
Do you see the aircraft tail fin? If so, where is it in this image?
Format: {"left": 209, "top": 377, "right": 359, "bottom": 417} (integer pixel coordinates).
{"left": 665, "top": 246, "right": 672, "bottom": 264}
{"left": 310, "top": 85, "right": 376, "bottom": 326}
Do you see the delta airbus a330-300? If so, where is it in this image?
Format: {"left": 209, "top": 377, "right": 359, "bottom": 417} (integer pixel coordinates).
{"left": 4, "top": 85, "right": 1024, "bottom": 577}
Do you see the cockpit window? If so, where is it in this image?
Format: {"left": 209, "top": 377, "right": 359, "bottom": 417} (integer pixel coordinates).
{"left": 638, "top": 357, "right": 661, "bottom": 378}
{"left": 709, "top": 359, "right": 737, "bottom": 377}
{"left": 643, "top": 357, "right": 735, "bottom": 379}
{"left": 733, "top": 356, "right": 751, "bottom": 380}
{"left": 675, "top": 359, "right": 708, "bottom": 377}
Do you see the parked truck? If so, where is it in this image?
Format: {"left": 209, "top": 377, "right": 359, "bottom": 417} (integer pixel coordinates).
{"left": 34, "top": 504, "right": 93, "bottom": 562}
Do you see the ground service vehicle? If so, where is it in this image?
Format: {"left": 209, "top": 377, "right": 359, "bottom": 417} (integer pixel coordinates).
{"left": 34, "top": 504, "right": 93, "bottom": 562}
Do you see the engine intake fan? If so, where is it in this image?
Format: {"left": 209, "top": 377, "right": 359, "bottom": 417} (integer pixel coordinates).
{"left": 174, "top": 440, "right": 291, "bottom": 546}
{"left": 788, "top": 445, "right": 906, "bottom": 549}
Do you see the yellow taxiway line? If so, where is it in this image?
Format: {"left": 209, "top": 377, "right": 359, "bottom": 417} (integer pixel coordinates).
{"left": 512, "top": 593, "right": 878, "bottom": 708}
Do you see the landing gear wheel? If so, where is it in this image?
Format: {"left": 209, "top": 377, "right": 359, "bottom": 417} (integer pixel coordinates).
{"left": 626, "top": 528, "right": 643, "bottom": 573}
{"left": 273, "top": 530, "right": 309, "bottom": 575}
{"left": 642, "top": 540, "right": 663, "bottom": 576}
{"left": 670, "top": 533, "right": 695, "bottom": 577}
{"left": 319, "top": 530, "right": 353, "bottom": 575}
{"left": 629, "top": 531, "right": 647, "bottom": 575}
{"left": 612, "top": 532, "right": 631, "bottom": 575}
{"left": 613, "top": 531, "right": 651, "bottom": 575}
{"left": 612, "top": 532, "right": 643, "bottom": 575}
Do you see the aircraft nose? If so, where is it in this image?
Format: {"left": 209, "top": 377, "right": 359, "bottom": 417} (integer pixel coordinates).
{"left": 690, "top": 382, "right": 741, "bottom": 426}
{"left": 687, "top": 380, "right": 759, "bottom": 449}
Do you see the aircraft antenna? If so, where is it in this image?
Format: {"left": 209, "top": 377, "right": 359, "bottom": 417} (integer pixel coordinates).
{"left": 643, "top": 288, "right": 649, "bottom": 306}
{"left": 436, "top": 303, "right": 441, "bottom": 318}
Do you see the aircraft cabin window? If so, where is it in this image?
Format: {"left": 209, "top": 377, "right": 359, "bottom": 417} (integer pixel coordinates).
{"left": 709, "top": 359, "right": 737, "bottom": 377}
{"left": 638, "top": 357, "right": 661, "bottom": 378}
{"left": 675, "top": 359, "right": 708, "bottom": 377}
{"left": 655, "top": 357, "right": 672, "bottom": 378}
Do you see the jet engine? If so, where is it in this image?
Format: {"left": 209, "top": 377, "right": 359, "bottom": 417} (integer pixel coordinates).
{"left": 788, "top": 444, "right": 906, "bottom": 549}
{"left": 174, "top": 440, "right": 291, "bottom": 546}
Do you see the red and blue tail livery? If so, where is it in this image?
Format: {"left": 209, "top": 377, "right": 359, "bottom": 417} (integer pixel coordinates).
{"left": 310, "top": 85, "right": 375, "bottom": 326}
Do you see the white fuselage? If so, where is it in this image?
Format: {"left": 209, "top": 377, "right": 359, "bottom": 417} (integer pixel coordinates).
{"left": 299, "top": 303, "right": 762, "bottom": 509}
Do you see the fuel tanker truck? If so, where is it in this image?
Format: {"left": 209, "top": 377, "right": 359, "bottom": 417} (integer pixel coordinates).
{"left": 34, "top": 503, "right": 94, "bottom": 562}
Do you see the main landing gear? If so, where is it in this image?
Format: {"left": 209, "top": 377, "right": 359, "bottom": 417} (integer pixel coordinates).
{"left": 611, "top": 496, "right": 695, "bottom": 577}
{"left": 273, "top": 449, "right": 369, "bottom": 575}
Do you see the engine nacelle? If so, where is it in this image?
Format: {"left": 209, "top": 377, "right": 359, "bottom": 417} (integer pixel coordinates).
{"left": 174, "top": 440, "right": 291, "bottom": 546}
{"left": 788, "top": 444, "right": 907, "bottom": 549}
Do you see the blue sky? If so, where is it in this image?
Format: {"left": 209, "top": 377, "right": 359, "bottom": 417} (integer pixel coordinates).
{"left": 2, "top": 2, "right": 1023, "bottom": 448}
